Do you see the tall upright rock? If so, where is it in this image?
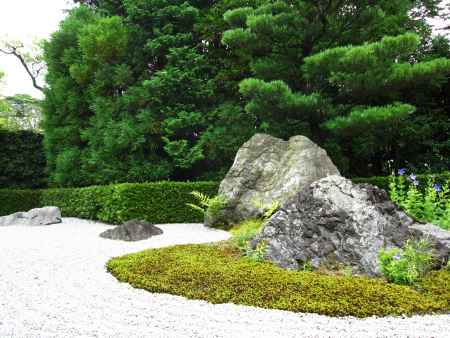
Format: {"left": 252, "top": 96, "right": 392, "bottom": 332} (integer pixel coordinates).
{"left": 207, "top": 134, "right": 340, "bottom": 228}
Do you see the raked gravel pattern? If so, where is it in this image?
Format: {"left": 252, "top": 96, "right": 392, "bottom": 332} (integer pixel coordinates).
{"left": 0, "top": 218, "right": 449, "bottom": 338}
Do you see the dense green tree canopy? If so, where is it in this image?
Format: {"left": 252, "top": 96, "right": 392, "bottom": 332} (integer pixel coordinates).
{"left": 1, "top": 94, "right": 42, "bottom": 131}
{"left": 223, "top": 1, "right": 450, "bottom": 174}
{"left": 43, "top": 0, "right": 450, "bottom": 187}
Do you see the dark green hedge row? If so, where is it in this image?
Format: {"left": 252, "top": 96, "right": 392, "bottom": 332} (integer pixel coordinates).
{"left": 352, "top": 172, "right": 450, "bottom": 191}
{"left": 0, "top": 129, "right": 47, "bottom": 189}
{"left": 0, "top": 181, "right": 219, "bottom": 224}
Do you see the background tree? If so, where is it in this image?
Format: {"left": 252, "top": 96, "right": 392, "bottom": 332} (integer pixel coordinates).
{"left": 43, "top": 0, "right": 450, "bottom": 187}
{"left": 43, "top": 3, "right": 227, "bottom": 186}
{"left": 2, "top": 94, "right": 42, "bottom": 131}
{"left": 0, "top": 70, "right": 11, "bottom": 128}
{"left": 222, "top": 0, "right": 450, "bottom": 175}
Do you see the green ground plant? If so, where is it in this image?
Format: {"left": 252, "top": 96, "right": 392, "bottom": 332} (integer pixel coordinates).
{"left": 107, "top": 243, "right": 450, "bottom": 317}
{"left": 378, "top": 239, "right": 435, "bottom": 285}
{"left": 389, "top": 168, "right": 450, "bottom": 229}
{"left": 229, "top": 218, "right": 264, "bottom": 251}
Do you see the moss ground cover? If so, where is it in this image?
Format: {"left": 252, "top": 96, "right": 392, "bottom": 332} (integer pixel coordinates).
{"left": 107, "top": 243, "right": 450, "bottom": 318}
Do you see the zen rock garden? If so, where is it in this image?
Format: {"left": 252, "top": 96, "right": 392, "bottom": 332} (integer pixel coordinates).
{"left": 2, "top": 1, "right": 450, "bottom": 336}
{"left": 209, "top": 134, "right": 450, "bottom": 275}
{"left": 1, "top": 133, "right": 450, "bottom": 338}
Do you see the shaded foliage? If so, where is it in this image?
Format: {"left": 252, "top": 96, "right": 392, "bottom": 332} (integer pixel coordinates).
{"left": 223, "top": 1, "right": 450, "bottom": 175}
{"left": 0, "top": 130, "right": 47, "bottom": 188}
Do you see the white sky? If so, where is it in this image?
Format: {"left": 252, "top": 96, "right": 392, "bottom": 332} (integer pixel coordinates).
{"left": 0, "top": 0, "right": 74, "bottom": 98}
{"left": 0, "top": 1, "right": 449, "bottom": 99}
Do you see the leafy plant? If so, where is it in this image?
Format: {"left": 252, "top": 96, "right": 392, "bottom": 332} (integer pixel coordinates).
{"left": 186, "top": 191, "right": 227, "bottom": 217}
{"left": 388, "top": 168, "right": 450, "bottom": 230}
{"left": 251, "top": 198, "right": 280, "bottom": 220}
{"left": 298, "top": 260, "right": 314, "bottom": 272}
{"left": 343, "top": 266, "right": 354, "bottom": 277}
{"left": 378, "top": 239, "right": 435, "bottom": 285}
{"left": 245, "top": 241, "right": 267, "bottom": 262}
{"left": 230, "top": 218, "right": 264, "bottom": 251}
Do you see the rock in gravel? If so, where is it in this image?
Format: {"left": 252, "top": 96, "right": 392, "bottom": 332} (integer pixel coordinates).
{"left": 206, "top": 133, "right": 340, "bottom": 228}
{"left": 0, "top": 206, "right": 62, "bottom": 227}
{"left": 252, "top": 175, "right": 450, "bottom": 275}
{"left": 100, "top": 219, "right": 163, "bottom": 241}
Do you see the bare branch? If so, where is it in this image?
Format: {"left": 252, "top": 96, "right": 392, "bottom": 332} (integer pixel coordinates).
{"left": 0, "top": 41, "right": 45, "bottom": 92}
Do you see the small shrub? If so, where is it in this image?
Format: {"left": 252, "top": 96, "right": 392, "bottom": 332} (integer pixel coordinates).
{"left": 244, "top": 240, "right": 267, "bottom": 262}
{"left": 230, "top": 218, "right": 267, "bottom": 261}
{"left": 388, "top": 168, "right": 450, "bottom": 229}
{"left": 378, "top": 239, "right": 435, "bottom": 285}
{"left": 230, "top": 219, "right": 264, "bottom": 250}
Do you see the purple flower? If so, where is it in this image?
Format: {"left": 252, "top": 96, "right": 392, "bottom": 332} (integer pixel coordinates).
{"left": 398, "top": 168, "right": 406, "bottom": 176}
{"left": 412, "top": 180, "right": 420, "bottom": 186}
{"left": 393, "top": 253, "right": 402, "bottom": 260}
{"left": 434, "top": 184, "right": 442, "bottom": 192}
{"left": 409, "top": 173, "right": 417, "bottom": 181}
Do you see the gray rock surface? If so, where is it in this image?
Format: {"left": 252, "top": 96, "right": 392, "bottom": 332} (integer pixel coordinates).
{"left": 252, "top": 175, "right": 450, "bottom": 275}
{"left": 100, "top": 219, "right": 163, "bottom": 241}
{"left": 409, "top": 223, "right": 450, "bottom": 266}
{"left": 208, "top": 133, "right": 340, "bottom": 227}
{"left": 0, "top": 207, "right": 62, "bottom": 226}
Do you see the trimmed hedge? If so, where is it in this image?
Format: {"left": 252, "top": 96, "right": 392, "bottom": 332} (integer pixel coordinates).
{"left": 0, "top": 181, "right": 219, "bottom": 224}
{"left": 107, "top": 243, "right": 450, "bottom": 317}
{"left": 0, "top": 189, "right": 42, "bottom": 216}
{"left": 0, "top": 129, "right": 47, "bottom": 188}
{"left": 2, "top": 172, "right": 447, "bottom": 221}
{"left": 352, "top": 172, "right": 450, "bottom": 191}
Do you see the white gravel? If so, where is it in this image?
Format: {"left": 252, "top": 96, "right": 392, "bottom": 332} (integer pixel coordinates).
{"left": 0, "top": 218, "right": 449, "bottom": 338}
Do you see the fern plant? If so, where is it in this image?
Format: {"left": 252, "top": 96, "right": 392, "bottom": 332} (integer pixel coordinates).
{"left": 186, "top": 191, "right": 227, "bottom": 217}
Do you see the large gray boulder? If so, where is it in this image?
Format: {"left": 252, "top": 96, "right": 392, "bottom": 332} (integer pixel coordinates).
{"left": 252, "top": 175, "right": 450, "bottom": 276}
{"left": 208, "top": 134, "right": 340, "bottom": 227}
{"left": 100, "top": 219, "right": 163, "bottom": 241}
{"left": 0, "top": 207, "right": 62, "bottom": 227}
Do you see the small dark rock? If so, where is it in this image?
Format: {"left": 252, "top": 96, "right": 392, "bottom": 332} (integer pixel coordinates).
{"left": 100, "top": 219, "right": 163, "bottom": 241}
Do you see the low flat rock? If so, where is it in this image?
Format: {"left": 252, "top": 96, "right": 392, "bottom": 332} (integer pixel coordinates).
{"left": 0, "top": 206, "right": 62, "bottom": 227}
{"left": 100, "top": 219, "right": 163, "bottom": 241}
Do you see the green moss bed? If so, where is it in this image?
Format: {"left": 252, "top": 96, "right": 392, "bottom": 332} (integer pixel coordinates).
{"left": 106, "top": 242, "right": 450, "bottom": 318}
